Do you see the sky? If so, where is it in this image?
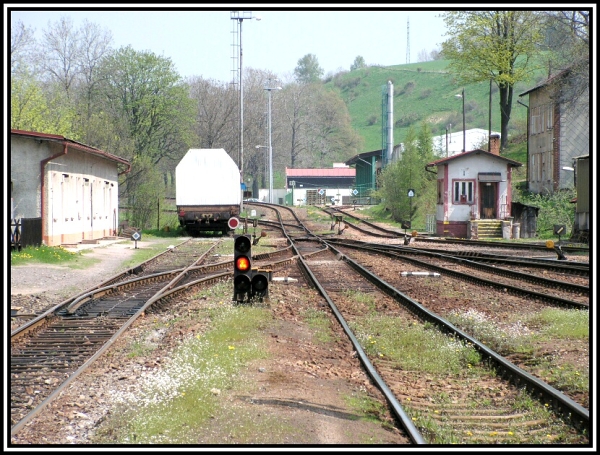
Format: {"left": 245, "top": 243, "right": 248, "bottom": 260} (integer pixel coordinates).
{"left": 7, "top": 4, "right": 451, "bottom": 83}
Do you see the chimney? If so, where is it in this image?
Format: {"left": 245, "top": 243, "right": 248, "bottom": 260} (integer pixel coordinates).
{"left": 489, "top": 134, "right": 500, "bottom": 156}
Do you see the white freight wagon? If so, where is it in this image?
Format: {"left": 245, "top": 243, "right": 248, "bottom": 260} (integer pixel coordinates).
{"left": 176, "top": 148, "right": 241, "bottom": 236}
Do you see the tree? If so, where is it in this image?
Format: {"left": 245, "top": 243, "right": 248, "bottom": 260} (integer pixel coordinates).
{"left": 540, "top": 11, "right": 589, "bottom": 113}
{"left": 127, "top": 155, "right": 165, "bottom": 229}
{"left": 10, "top": 20, "right": 36, "bottom": 75}
{"left": 441, "top": 11, "right": 545, "bottom": 150}
{"left": 350, "top": 56, "right": 366, "bottom": 71}
{"left": 96, "top": 46, "right": 195, "bottom": 203}
{"left": 277, "top": 82, "right": 362, "bottom": 170}
{"left": 36, "top": 16, "right": 83, "bottom": 97}
{"left": 75, "top": 19, "right": 114, "bottom": 143}
{"left": 11, "top": 70, "right": 78, "bottom": 138}
{"left": 417, "top": 49, "right": 430, "bottom": 63}
{"left": 304, "top": 88, "right": 363, "bottom": 167}
{"left": 97, "top": 46, "right": 194, "bottom": 164}
{"left": 19, "top": 17, "right": 112, "bottom": 145}
{"left": 375, "top": 123, "right": 436, "bottom": 225}
{"left": 294, "top": 54, "right": 324, "bottom": 84}
{"left": 188, "top": 76, "right": 238, "bottom": 150}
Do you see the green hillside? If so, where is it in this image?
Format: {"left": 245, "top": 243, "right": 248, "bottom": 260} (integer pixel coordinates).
{"left": 325, "top": 59, "right": 547, "bottom": 152}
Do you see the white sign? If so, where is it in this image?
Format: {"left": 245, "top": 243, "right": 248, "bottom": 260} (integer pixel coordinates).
{"left": 228, "top": 217, "right": 240, "bottom": 230}
{"left": 318, "top": 189, "right": 325, "bottom": 196}
{"left": 352, "top": 189, "right": 358, "bottom": 195}
{"left": 131, "top": 231, "right": 141, "bottom": 241}
{"left": 407, "top": 189, "right": 415, "bottom": 197}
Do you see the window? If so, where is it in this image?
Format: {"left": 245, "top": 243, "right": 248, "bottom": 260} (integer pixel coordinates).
{"left": 531, "top": 103, "right": 554, "bottom": 135}
{"left": 531, "top": 106, "right": 542, "bottom": 135}
{"left": 453, "top": 180, "right": 474, "bottom": 204}
{"left": 545, "top": 105, "right": 554, "bottom": 130}
{"left": 437, "top": 180, "right": 444, "bottom": 204}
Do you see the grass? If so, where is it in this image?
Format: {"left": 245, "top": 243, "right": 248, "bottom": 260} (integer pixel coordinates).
{"left": 446, "top": 308, "right": 535, "bottom": 356}
{"left": 341, "top": 289, "right": 377, "bottom": 313}
{"left": 10, "top": 235, "right": 187, "bottom": 271}
{"left": 325, "top": 59, "right": 542, "bottom": 151}
{"left": 302, "top": 307, "right": 334, "bottom": 343}
{"left": 343, "top": 393, "right": 396, "bottom": 433}
{"left": 10, "top": 244, "right": 84, "bottom": 266}
{"left": 355, "top": 315, "right": 482, "bottom": 375}
{"left": 345, "top": 292, "right": 587, "bottom": 444}
{"left": 93, "top": 281, "right": 272, "bottom": 444}
{"left": 446, "top": 308, "right": 589, "bottom": 394}
{"left": 93, "top": 279, "right": 399, "bottom": 444}
{"left": 525, "top": 308, "right": 589, "bottom": 340}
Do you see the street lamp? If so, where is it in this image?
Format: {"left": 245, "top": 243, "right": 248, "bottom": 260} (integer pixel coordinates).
{"left": 255, "top": 145, "right": 268, "bottom": 195}
{"left": 264, "top": 80, "right": 282, "bottom": 204}
{"left": 231, "top": 11, "right": 261, "bottom": 211}
{"left": 455, "top": 89, "right": 466, "bottom": 152}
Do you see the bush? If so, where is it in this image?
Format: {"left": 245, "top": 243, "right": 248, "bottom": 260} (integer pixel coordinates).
{"left": 514, "top": 189, "right": 575, "bottom": 238}
{"left": 419, "top": 89, "right": 432, "bottom": 99}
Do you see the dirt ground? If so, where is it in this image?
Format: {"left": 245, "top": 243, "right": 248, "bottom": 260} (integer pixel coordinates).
{"left": 9, "top": 229, "right": 590, "bottom": 445}
{"left": 9, "top": 238, "right": 409, "bottom": 446}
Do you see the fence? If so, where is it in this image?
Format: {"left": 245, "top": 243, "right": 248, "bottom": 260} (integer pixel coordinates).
{"left": 11, "top": 217, "right": 42, "bottom": 250}
{"left": 426, "top": 214, "right": 436, "bottom": 234}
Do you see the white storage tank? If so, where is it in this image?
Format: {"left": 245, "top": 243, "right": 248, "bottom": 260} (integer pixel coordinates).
{"left": 176, "top": 149, "right": 241, "bottom": 235}
{"left": 176, "top": 148, "right": 240, "bottom": 206}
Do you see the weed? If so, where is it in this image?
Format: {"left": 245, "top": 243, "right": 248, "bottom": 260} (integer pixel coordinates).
{"left": 93, "top": 283, "right": 271, "bottom": 444}
{"left": 11, "top": 244, "right": 82, "bottom": 266}
{"left": 302, "top": 308, "right": 333, "bottom": 343}
{"left": 354, "top": 315, "right": 483, "bottom": 375}
{"left": 342, "top": 289, "right": 377, "bottom": 313}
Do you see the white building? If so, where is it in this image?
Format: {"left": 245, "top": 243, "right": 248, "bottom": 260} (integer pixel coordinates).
{"left": 432, "top": 128, "right": 501, "bottom": 158}
{"left": 426, "top": 135, "right": 522, "bottom": 238}
{"left": 11, "top": 129, "right": 130, "bottom": 247}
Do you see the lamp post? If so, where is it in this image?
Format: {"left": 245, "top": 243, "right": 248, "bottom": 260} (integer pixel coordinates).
{"left": 231, "top": 11, "right": 260, "bottom": 211}
{"left": 264, "top": 80, "right": 281, "bottom": 204}
{"left": 455, "top": 89, "right": 465, "bottom": 152}
{"left": 255, "top": 145, "right": 268, "bottom": 197}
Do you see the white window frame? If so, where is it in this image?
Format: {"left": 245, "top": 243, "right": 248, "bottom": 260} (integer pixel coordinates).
{"left": 453, "top": 179, "right": 474, "bottom": 204}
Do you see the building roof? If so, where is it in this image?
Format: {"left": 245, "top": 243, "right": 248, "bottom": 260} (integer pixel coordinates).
{"left": 286, "top": 168, "right": 355, "bottom": 178}
{"left": 11, "top": 129, "right": 131, "bottom": 167}
{"left": 519, "top": 65, "right": 575, "bottom": 97}
{"left": 344, "top": 149, "right": 388, "bottom": 166}
{"left": 426, "top": 149, "right": 523, "bottom": 167}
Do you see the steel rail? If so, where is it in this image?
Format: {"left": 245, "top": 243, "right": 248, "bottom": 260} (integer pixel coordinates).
{"left": 10, "top": 271, "right": 230, "bottom": 437}
{"left": 323, "top": 240, "right": 590, "bottom": 434}
{"left": 327, "top": 239, "right": 589, "bottom": 295}
{"left": 330, "top": 240, "right": 588, "bottom": 310}
{"left": 266, "top": 205, "right": 427, "bottom": 444}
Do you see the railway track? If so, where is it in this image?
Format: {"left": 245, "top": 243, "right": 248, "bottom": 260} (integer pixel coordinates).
{"left": 11, "top": 203, "right": 590, "bottom": 444}
{"left": 262, "top": 203, "right": 589, "bottom": 443}
{"left": 10, "top": 239, "right": 230, "bottom": 433}
{"left": 326, "top": 239, "right": 589, "bottom": 307}
{"left": 324, "top": 206, "right": 590, "bottom": 255}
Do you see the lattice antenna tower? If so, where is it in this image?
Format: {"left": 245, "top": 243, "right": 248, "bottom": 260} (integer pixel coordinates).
{"left": 231, "top": 15, "right": 240, "bottom": 87}
{"left": 406, "top": 16, "right": 410, "bottom": 64}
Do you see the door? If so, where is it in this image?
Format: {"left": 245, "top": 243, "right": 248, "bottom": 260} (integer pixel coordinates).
{"left": 480, "top": 183, "right": 496, "bottom": 219}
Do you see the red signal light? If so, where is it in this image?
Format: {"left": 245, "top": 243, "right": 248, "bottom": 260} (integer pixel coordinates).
{"left": 228, "top": 217, "right": 240, "bottom": 230}
{"left": 235, "top": 256, "right": 250, "bottom": 272}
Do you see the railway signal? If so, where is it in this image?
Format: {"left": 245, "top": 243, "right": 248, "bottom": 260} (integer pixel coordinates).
{"left": 233, "top": 234, "right": 270, "bottom": 302}
{"left": 233, "top": 234, "right": 253, "bottom": 301}
{"left": 251, "top": 270, "right": 270, "bottom": 301}
{"left": 228, "top": 217, "right": 240, "bottom": 231}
